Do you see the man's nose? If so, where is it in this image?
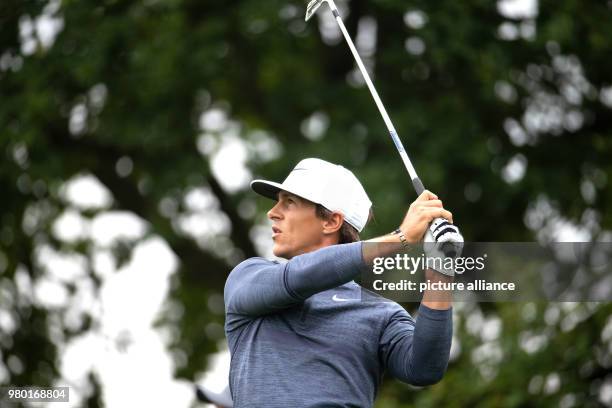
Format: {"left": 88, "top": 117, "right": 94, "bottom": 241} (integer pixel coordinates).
{"left": 267, "top": 201, "right": 282, "bottom": 220}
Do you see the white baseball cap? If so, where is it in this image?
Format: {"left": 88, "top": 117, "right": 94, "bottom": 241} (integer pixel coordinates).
{"left": 250, "top": 158, "right": 372, "bottom": 232}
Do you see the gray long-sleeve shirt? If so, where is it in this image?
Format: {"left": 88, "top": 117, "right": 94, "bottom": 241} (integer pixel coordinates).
{"left": 224, "top": 242, "right": 452, "bottom": 408}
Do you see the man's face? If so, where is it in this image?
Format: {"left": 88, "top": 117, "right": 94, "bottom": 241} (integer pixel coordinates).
{"left": 267, "top": 191, "right": 327, "bottom": 259}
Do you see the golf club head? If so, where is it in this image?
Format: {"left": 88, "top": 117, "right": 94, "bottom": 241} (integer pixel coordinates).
{"left": 305, "top": 0, "right": 326, "bottom": 21}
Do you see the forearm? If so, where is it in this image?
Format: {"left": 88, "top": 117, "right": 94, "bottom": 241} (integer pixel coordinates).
{"left": 285, "top": 241, "right": 366, "bottom": 299}
{"left": 408, "top": 304, "right": 453, "bottom": 385}
{"left": 364, "top": 233, "right": 453, "bottom": 310}
{"left": 226, "top": 242, "right": 366, "bottom": 315}
{"left": 383, "top": 304, "right": 453, "bottom": 386}
{"left": 362, "top": 232, "right": 406, "bottom": 263}
{"left": 422, "top": 269, "right": 453, "bottom": 310}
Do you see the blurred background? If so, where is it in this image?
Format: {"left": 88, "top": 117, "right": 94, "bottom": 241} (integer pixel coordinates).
{"left": 1, "top": 0, "right": 612, "bottom": 406}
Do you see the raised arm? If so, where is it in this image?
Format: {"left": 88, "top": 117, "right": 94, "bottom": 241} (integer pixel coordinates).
{"left": 379, "top": 304, "right": 452, "bottom": 386}
{"left": 225, "top": 241, "right": 365, "bottom": 316}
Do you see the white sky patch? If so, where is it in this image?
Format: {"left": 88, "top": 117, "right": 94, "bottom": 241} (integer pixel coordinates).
{"left": 14, "top": 266, "right": 34, "bottom": 304}
{"left": 19, "top": 15, "right": 37, "bottom": 56}
{"left": 0, "top": 51, "right": 23, "bottom": 72}
{"left": 519, "top": 20, "right": 536, "bottom": 40}
{"left": 88, "top": 83, "right": 108, "bottom": 113}
{"left": 501, "top": 153, "right": 527, "bottom": 184}
{"left": 498, "top": 0, "right": 538, "bottom": 19}
{"left": 466, "top": 310, "right": 484, "bottom": 335}
{"left": 518, "top": 54, "right": 591, "bottom": 137}
{"left": 544, "top": 372, "right": 561, "bottom": 395}
{"left": 602, "top": 315, "right": 612, "bottom": 343}
{"left": 523, "top": 195, "right": 599, "bottom": 242}
{"left": 250, "top": 222, "right": 275, "bottom": 259}
{"left": 199, "top": 108, "right": 228, "bottom": 133}
{"left": 600, "top": 85, "right": 612, "bottom": 108}
{"left": 197, "top": 133, "right": 217, "bottom": 156}
{"left": 92, "top": 249, "right": 116, "bottom": 280}
{"left": 0, "top": 309, "right": 17, "bottom": 336}
{"left": 519, "top": 330, "right": 548, "bottom": 354}
{"left": 348, "top": 16, "right": 378, "bottom": 86}
{"left": 503, "top": 118, "right": 528, "bottom": 146}
{"left": 246, "top": 129, "right": 283, "bottom": 163}
{"left": 547, "top": 218, "right": 592, "bottom": 242}
{"left": 35, "top": 10, "right": 64, "bottom": 50}
{"left": 471, "top": 341, "right": 503, "bottom": 380}
{"left": 351, "top": 27, "right": 372, "bottom": 55}
{"left": 177, "top": 187, "right": 233, "bottom": 254}
{"left": 12, "top": 142, "right": 29, "bottom": 168}
{"left": 498, "top": 22, "right": 519, "bottom": 41}
{"left": 59, "top": 331, "right": 193, "bottom": 408}
{"left": 495, "top": 81, "right": 518, "bottom": 104}
{"left": 12, "top": 176, "right": 208, "bottom": 408}
{"left": 52, "top": 209, "right": 90, "bottom": 243}
{"left": 279, "top": 4, "right": 299, "bottom": 20}
{"left": 210, "top": 133, "right": 252, "bottom": 193}
{"left": 59, "top": 333, "right": 103, "bottom": 397}
{"left": 449, "top": 335, "right": 461, "bottom": 362}
{"left": 60, "top": 174, "right": 113, "bottom": 210}
{"left": 96, "top": 333, "right": 194, "bottom": 408}
{"left": 90, "top": 212, "right": 148, "bottom": 247}
{"left": 176, "top": 211, "right": 231, "bottom": 242}
{"left": 195, "top": 345, "right": 231, "bottom": 394}
{"left": 38, "top": 235, "right": 193, "bottom": 407}
{"left": 115, "top": 156, "right": 133, "bottom": 178}
{"left": 35, "top": 245, "right": 87, "bottom": 283}
{"left": 301, "top": 111, "right": 330, "bottom": 141}
{"left": 481, "top": 317, "right": 502, "bottom": 342}
{"left": 600, "top": 379, "right": 612, "bottom": 406}
{"left": 0, "top": 362, "right": 9, "bottom": 383}
{"left": 69, "top": 103, "right": 88, "bottom": 136}
{"left": 34, "top": 276, "right": 69, "bottom": 309}
{"left": 403, "top": 10, "right": 427, "bottom": 29}
{"left": 198, "top": 104, "right": 280, "bottom": 192}
{"left": 405, "top": 36, "right": 426, "bottom": 56}
{"left": 183, "top": 187, "right": 218, "bottom": 212}
{"left": 99, "top": 238, "right": 177, "bottom": 337}
{"left": 316, "top": 1, "right": 349, "bottom": 46}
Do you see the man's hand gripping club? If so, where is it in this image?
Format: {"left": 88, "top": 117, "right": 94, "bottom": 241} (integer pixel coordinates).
{"left": 401, "top": 190, "right": 462, "bottom": 277}
{"left": 365, "top": 190, "right": 461, "bottom": 277}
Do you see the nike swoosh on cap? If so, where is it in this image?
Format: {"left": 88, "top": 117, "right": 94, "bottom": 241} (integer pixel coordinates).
{"left": 332, "top": 294, "right": 352, "bottom": 302}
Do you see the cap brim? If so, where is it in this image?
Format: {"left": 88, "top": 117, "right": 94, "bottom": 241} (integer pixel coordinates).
{"left": 250, "top": 179, "right": 284, "bottom": 201}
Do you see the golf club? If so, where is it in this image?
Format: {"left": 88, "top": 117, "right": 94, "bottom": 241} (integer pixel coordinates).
{"left": 305, "top": 0, "right": 464, "bottom": 258}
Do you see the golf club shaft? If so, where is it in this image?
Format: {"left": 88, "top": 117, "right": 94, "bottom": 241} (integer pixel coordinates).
{"left": 327, "top": 1, "right": 425, "bottom": 195}
{"left": 309, "top": 0, "right": 463, "bottom": 251}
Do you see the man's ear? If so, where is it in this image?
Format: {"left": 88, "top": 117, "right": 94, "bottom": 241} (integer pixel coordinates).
{"left": 322, "top": 212, "right": 344, "bottom": 235}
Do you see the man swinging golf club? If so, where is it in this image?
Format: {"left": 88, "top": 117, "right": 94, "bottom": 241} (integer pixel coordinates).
{"left": 224, "top": 1, "right": 464, "bottom": 405}
{"left": 224, "top": 158, "right": 456, "bottom": 407}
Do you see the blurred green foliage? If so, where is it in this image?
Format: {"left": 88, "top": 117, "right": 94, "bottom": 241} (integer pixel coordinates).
{"left": 1, "top": 0, "right": 611, "bottom": 407}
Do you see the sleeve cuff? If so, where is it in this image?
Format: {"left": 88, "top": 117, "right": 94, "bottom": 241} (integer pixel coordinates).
{"left": 331, "top": 241, "right": 368, "bottom": 282}
{"left": 350, "top": 241, "right": 369, "bottom": 272}
{"left": 417, "top": 304, "right": 453, "bottom": 321}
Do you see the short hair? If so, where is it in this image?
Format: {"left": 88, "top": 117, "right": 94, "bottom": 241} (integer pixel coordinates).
{"left": 314, "top": 204, "right": 373, "bottom": 244}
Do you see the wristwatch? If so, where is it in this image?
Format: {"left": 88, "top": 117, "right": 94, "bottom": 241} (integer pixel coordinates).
{"left": 392, "top": 228, "right": 410, "bottom": 249}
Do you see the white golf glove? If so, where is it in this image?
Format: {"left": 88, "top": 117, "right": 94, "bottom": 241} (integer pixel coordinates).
{"left": 423, "top": 218, "right": 464, "bottom": 277}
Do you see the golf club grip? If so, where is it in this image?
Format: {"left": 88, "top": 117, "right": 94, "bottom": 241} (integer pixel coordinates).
{"left": 413, "top": 178, "right": 463, "bottom": 246}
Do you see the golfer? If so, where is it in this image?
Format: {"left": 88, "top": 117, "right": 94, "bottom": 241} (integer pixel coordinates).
{"left": 224, "top": 158, "right": 454, "bottom": 407}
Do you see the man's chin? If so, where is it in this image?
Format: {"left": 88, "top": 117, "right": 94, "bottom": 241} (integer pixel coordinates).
{"left": 271, "top": 246, "right": 284, "bottom": 258}
{"left": 272, "top": 246, "right": 292, "bottom": 259}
